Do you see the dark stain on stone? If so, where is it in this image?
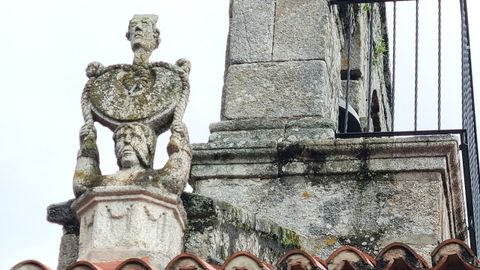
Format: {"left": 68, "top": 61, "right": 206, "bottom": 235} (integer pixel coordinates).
{"left": 212, "top": 152, "right": 234, "bottom": 161}
{"left": 303, "top": 148, "right": 327, "bottom": 163}
{"left": 181, "top": 192, "right": 218, "bottom": 233}
{"left": 277, "top": 143, "right": 304, "bottom": 176}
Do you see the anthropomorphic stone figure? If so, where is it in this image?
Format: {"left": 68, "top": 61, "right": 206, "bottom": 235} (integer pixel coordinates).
{"left": 73, "top": 14, "right": 192, "bottom": 197}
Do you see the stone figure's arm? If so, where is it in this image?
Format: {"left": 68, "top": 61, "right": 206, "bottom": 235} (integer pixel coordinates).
{"left": 73, "top": 124, "right": 102, "bottom": 197}
{"left": 158, "top": 122, "right": 192, "bottom": 195}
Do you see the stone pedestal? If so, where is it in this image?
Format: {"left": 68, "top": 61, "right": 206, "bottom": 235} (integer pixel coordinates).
{"left": 71, "top": 186, "right": 186, "bottom": 268}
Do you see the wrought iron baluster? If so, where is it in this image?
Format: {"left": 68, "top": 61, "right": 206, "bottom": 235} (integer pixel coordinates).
{"left": 414, "top": 0, "right": 419, "bottom": 131}
{"left": 343, "top": 4, "right": 354, "bottom": 133}
{"left": 366, "top": 2, "right": 374, "bottom": 132}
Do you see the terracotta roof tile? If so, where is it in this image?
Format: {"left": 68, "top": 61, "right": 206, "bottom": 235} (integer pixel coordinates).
{"left": 66, "top": 258, "right": 153, "bottom": 270}
{"left": 11, "top": 260, "right": 52, "bottom": 270}
{"left": 222, "top": 251, "right": 273, "bottom": 270}
{"left": 116, "top": 258, "right": 154, "bottom": 270}
{"left": 326, "top": 245, "right": 376, "bottom": 270}
{"left": 431, "top": 239, "right": 479, "bottom": 270}
{"left": 276, "top": 249, "right": 327, "bottom": 270}
{"left": 376, "top": 242, "right": 429, "bottom": 270}
{"left": 13, "top": 240, "right": 480, "bottom": 270}
{"left": 165, "top": 253, "right": 218, "bottom": 270}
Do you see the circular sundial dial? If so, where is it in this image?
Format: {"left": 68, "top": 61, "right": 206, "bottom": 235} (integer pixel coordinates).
{"left": 85, "top": 63, "right": 184, "bottom": 133}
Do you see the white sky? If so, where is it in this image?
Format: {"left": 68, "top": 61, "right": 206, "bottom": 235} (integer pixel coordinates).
{"left": 0, "top": 0, "right": 479, "bottom": 269}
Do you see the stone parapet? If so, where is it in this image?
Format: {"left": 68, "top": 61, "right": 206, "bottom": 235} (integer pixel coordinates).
{"left": 190, "top": 135, "right": 466, "bottom": 259}
{"left": 71, "top": 186, "right": 186, "bottom": 268}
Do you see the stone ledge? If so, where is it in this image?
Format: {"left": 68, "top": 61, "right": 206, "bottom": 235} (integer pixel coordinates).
{"left": 192, "top": 135, "right": 461, "bottom": 179}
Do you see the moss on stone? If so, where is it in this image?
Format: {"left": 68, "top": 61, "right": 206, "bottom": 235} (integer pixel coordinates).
{"left": 279, "top": 227, "right": 301, "bottom": 249}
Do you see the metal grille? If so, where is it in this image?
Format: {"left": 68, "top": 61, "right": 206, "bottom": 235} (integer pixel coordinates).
{"left": 460, "top": 0, "right": 480, "bottom": 253}
{"left": 331, "top": 0, "right": 479, "bottom": 252}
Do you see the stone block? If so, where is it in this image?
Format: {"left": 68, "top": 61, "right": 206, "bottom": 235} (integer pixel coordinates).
{"left": 222, "top": 60, "right": 336, "bottom": 121}
{"left": 209, "top": 129, "right": 284, "bottom": 145}
{"left": 228, "top": 0, "right": 275, "bottom": 64}
{"left": 191, "top": 163, "right": 278, "bottom": 180}
{"left": 210, "top": 119, "right": 287, "bottom": 132}
{"left": 273, "top": 0, "right": 332, "bottom": 61}
{"left": 71, "top": 186, "right": 186, "bottom": 268}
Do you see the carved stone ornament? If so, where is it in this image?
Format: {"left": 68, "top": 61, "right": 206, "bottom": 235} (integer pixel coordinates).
{"left": 73, "top": 15, "right": 192, "bottom": 197}
{"left": 85, "top": 62, "right": 188, "bottom": 134}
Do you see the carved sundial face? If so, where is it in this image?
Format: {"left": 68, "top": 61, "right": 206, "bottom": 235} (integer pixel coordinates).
{"left": 87, "top": 64, "right": 184, "bottom": 133}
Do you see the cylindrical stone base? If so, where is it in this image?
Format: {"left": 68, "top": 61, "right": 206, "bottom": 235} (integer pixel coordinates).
{"left": 71, "top": 186, "right": 186, "bottom": 268}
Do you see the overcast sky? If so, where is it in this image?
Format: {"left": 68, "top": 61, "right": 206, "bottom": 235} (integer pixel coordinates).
{"left": 0, "top": 0, "right": 479, "bottom": 269}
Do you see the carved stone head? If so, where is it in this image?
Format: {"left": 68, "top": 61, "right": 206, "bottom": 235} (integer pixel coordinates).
{"left": 126, "top": 14, "right": 160, "bottom": 54}
{"left": 113, "top": 123, "right": 157, "bottom": 169}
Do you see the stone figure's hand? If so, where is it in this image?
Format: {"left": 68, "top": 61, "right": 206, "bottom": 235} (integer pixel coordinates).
{"left": 171, "top": 121, "right": 188, "bottom": 139}
{"left": 79, "top": 124, "right": 97, "bottom": 144}
{"left": 167, "top": 136, "right": 181, "bottom": 156}
{"left": 175, "top": 58, "right": 191, "bottom": 74}
{"left": 86, "top": 62, "right": 105, "bottom": 79}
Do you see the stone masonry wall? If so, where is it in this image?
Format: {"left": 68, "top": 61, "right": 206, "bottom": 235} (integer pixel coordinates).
{"left": 182, "top": 193, "right": 299, "bottom": 263}
{"left": 220, "top": 0, "right": 342, "bottom": 140}
{"left": 190, "top": 136, "right": 466, "bottom": 260}
{"left": 338, "top": 4, "right": 392, "bottom": 131}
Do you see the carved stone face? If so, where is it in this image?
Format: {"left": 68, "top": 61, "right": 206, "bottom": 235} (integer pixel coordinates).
{"left": 127, "top": 15, "right": 159, "bottom": 53}
{"left": 114, "top": 123, "right": 156, "bottom": 169}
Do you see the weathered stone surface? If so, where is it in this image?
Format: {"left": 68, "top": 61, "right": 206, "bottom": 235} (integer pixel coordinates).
{"left": 207, "top": 118, "right": 337, "bottom": 146}
{"left": 208, "top": 129, "right": 284, "bottom": 146}
{"left": 57, "top": 234, "right": 78, "bottom": 270}
{"left": 341, "top": 80, "right": 366, "bottom": 119}
{"left": 228, "top": 0, "right": 275, "bottom": 64}
{"left": 192, "top": 164, "right": 278, "bottom": 179}
{"left": 87, "top": 63, "right": 184, "bottom": 130}
{"left": 47, "top": 200, "right": 79, "bottom": 235}
{"left": 190, "top": 135, "right": 466, "bottom": 260}
{"left": 273, "top": 0, "right": 332, "bottom": 61}
{"left": 47, "top": 200, "right": 80, "bottom": 270}
{"left": 71, "top": 186, "right": 186, "bottom": 268}
{"left": 222, "top": 60, "right": 336, "bottom": 121}
{"left": 73, "top": 15, "right": 192, "bottom": 198}
{"left": 338, "top": 4, "right": 393, "bottom": 131}
{"left": 182, "top": 192, "right": 298, "bottom": 263}
{"left": 210, "top": 119, "right": 286, "bottom": 132}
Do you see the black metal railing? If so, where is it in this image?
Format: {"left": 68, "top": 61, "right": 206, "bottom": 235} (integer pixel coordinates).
{"left": 331, "top": 0, "right": 479, "bottom": 253}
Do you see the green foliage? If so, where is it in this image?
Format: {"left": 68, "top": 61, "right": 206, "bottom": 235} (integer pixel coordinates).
{"left": 373, "top": 38, "right": 388, "bottom": 67}
{"left": 361, "top": 3, "right": 370, "bottom": 12}
{"left": 280, "top": 228, "right": 301, "bottom": 248}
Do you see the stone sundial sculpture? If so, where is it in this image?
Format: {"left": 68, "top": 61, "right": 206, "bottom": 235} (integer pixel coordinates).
{"left": 73, "top": 14, "right": 192, "bottom": 197}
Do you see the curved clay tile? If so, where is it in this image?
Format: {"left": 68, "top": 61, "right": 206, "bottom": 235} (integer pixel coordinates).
{"left": 222, "top": 251, "right": 271, "bottom": 270}
{"left": 326, "top": 246, "right": 375, "bottom": 270}
{"left": 431, "top": 239, "right": 477, "bottom": 267}
{"left": 165, "top": 253, "right": 217, "bottom": 270}
{"left": 376, "top": 242, "right": 429, "bottom": 270}
{"left": 66, "top": 260, "right": 104, "bottom": 270}
{"left": 431, "top": 254, "right": 480, "bottom": 270}
{"left": 312, "top": 256, "right": 327, "bottom": 268}
{"left": 11, "top": 260, "right": 51, "bottom": 270}
{"left": 115, "top": 258, "right": 154, "bottom": 270}
{"left": 276, "top": 249, "right": 326, "bottom": 270}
